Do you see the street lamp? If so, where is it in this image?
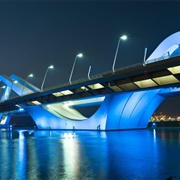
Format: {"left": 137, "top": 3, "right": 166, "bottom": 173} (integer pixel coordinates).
{"left": 10, "top": 80, "right": 18, "bottom": 95}
{"left": 69, "top": 53, "right": 83, "bottom": 84}
{"left": 112, "top": 35, "right": 127, "bottom": 73}
{"left": 1, "top": 85, "right": 5, "bottom": 89}
{"left": 21, "top": 74, "right": 33, "bottom": 96}
{"left": 41, "top": 65, "right": 54, "bottom": 91}
{"left": 0, "top": 85, "right": 5, "bottom": 93}
{"left": 0, "top": 86, "right": 5, "bottom": 101}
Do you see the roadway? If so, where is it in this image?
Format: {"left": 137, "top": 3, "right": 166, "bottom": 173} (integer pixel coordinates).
{"left": 0, "top": 55, "right": 180, "bottom": 113}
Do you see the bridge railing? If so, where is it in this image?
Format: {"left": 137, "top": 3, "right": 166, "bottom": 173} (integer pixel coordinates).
{"left": 44, "top": 62, "right": 143, "bottom": 92}
{"left": 145, "top": 51, "right": 180, "bottom": 64}
{"left": 44, "top": 53, "right": 180, "bottom": 92}
{"left": 7, "top": 53, "right": 180, "bottom": 95}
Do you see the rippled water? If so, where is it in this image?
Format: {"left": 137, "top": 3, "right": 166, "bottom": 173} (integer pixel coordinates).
{"left": 0, "top": 128, "right": 180, "bottom": 180}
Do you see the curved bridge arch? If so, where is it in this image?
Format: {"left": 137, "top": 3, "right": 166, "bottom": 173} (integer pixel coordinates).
{"left": 146, "top": 31, "right": 180, "bottom": 63}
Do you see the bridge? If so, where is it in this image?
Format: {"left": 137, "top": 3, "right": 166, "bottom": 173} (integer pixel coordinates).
{"left": 0, "top": 32, "right": 180, "bottom": 130}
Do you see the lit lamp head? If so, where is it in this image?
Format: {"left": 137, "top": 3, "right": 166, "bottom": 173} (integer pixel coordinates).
{"left": 120, "top": 35, "right": 127, "bottom": 40}
{"left": 77, "top": 53, "right": 83, "bottom": 58}
{"left": 29, "top": 74, "right": 33, "bottom": 78}
{"left": 49, "top": 65, "right": 54, "bottom": 69}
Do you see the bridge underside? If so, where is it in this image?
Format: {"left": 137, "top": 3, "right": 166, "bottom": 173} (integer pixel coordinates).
{"left": 1, "top": 86, "right": 178, "bottom": 130}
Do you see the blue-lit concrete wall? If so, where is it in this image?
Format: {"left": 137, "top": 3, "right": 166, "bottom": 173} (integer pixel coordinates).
{"left": 25, "top": 95, "right": 112, "bottom": 130}
{"left": 105, "top": 89, "right": 165, "bottom": 130}
{"left": 23, "top": 88, "right": 166, "bottom": 130}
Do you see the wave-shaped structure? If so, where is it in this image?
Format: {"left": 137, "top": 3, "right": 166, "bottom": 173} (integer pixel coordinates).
{"left": 146, "top": 31, "right": 180, "bottom": 63}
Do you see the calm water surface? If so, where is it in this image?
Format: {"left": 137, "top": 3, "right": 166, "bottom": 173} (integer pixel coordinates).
{"left": 0, "top": 128, "right": 180, "bottom": 180}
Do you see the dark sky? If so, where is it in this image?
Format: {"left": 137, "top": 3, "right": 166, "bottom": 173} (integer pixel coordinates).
{"left": 0, "top": 1, "right": 180, "bottom": 116}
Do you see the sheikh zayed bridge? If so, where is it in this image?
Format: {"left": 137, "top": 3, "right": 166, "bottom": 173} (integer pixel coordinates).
{"left": 1, "top": 32, "right": 180, "bottom": 130}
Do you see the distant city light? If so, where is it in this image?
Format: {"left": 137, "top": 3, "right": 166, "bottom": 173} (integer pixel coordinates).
{"left": 150, "top": 112, "right": 180, "bottom": 122}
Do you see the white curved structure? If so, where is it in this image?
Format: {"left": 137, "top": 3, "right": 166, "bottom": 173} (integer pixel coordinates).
{"left": 146, "top": 31, "right": 180, "bottom": 63}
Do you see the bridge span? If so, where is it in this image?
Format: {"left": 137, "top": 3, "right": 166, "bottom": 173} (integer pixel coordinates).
{"left": 0, "top": 32, "right": 180, "bottom": 130}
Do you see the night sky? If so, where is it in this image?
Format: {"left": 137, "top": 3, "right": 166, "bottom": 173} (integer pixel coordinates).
{"left": 0, "top": 1, "right": 180, "bottom": 116}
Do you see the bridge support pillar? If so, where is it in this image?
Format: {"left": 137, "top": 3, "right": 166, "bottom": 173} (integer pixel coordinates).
{"left": 105, "top": 89, "right": 165, "bottom": 130}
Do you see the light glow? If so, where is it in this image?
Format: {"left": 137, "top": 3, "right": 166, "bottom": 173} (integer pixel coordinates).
{"left": 49, "top": 65, "right": 54, "bottom": 69}
{"left": 19, "top": 108, "right": 24, "bottom": 111}
{"left": 134, "top": 79, "right": 158, "bottom": 88}
{"left": 0, "top": 116, "right": 8, "bottom": 125}
{"left": 120, "top": 35, "right": 127, "bottom": 40}
{"left": 88, "top": 83, "right": 104, "bottom": 90}
{"left": 81, "top": 86, "right": 88, "bottom": 91}
{"left": 77, "top": 53, "right": 83, "bottom": 58}
{"left": 153, "top": 75, "right": 179, "bottom": 85}
{"left": 31, "top": 100, "right": 41, "bottom": 105}
{"left": 168, "top": 65, "right": 180, "bottom": 74}
{"left": 63, "top": 96, "right": 105, "bottom": 106}
{"left": 53, "top": 90, "right": 73, "bottom": 97}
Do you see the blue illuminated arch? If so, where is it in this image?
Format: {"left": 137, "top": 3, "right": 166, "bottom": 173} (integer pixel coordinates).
{"left": 23, "top": 88, "right": 166, "bottom": 130}
{"left": 146, "top": 31, "right": 180, "bottom": 63}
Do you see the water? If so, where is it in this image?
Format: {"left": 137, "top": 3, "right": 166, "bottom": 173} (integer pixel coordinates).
{"left": 0, "top": 128, "right": 180, "bottom": 180}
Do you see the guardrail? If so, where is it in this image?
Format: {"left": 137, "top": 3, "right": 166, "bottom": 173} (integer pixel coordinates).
{"left": 44, "top": 62, "right": 143, "bottom": 91}
{"left": 44, "top": 53, "right": 180, "bottom": 92}
{"left": 146, "top": 52, "right": 180, "bottom": 64}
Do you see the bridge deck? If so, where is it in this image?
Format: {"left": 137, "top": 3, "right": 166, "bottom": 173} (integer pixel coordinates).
{"left": 0, "top": 56, "right": 180, "bottom": 113}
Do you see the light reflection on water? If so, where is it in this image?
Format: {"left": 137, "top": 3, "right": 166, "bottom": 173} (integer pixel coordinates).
{"left": 0, "top": 128, "right": 180, "bottom": 179}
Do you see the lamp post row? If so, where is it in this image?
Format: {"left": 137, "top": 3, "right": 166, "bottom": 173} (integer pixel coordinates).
{"left": 3, "top": 34, "right": 128, "bottom": 95}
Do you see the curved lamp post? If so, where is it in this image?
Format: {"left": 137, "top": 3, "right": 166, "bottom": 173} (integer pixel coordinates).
{"left": 41, "top": 65, "right": 54, "bottom": 91}
{"left": 0, "top": 85, "right": 5, "bottom": 93}
{"left": 10, "top": 80, "right": 18, "bottom": 95}
{"left": 0, "top": 86, "right": 5, "bottom": 101}
{"left": 88, "top": 65, "right": 91, "bottom": 80}
{"left": 1, "top": 85, "right": 5, "bottom": 89}
{"left": 112, "top": 35, "right": 127, "bottom": 73}
{"left": 69, "top": 53, "right": 83, "bottom": 84}
{"left": 21, "top": 74, "right": 33, "bottom": 96}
